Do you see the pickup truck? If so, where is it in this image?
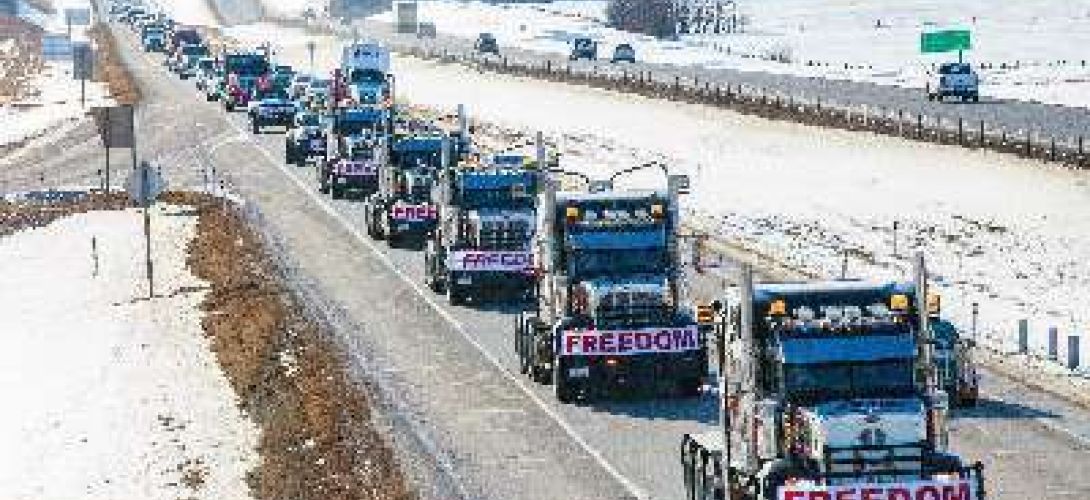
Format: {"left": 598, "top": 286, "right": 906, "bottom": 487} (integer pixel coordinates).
{"left": 929, "top": 62, "right": 980, "bottom": 102}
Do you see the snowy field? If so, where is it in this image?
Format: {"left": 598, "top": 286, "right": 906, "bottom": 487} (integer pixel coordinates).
{"left": 1, "top": 0, "right": 111, "bottom": 149}
{"left": 353, "top": 0, "right": 1090, "bottom": 108}
{"left": 0, "top": 205, "right": 258, "bottom": 500}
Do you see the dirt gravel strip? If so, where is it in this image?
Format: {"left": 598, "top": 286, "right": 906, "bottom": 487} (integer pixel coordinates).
{"left": 171, "top": 191, "right": 415, "bottom": 500}
{"left": 89, "top": 23, "right": 141, "bottom": 104}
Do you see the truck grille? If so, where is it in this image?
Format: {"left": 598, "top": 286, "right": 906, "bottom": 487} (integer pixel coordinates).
{"left": 822, "top": 442, "right": 926, "bottom": 484}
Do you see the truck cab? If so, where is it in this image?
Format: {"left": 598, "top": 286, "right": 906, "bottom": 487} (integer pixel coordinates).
{"left": 929, "top": 62, "right": 979, "bottom": 102}
{"left": 220, "top": 52, "right": 270, "bottom": 111}
{"left": 284, "top": 111, "right": 327, "bottom": 166}
{"left": 569, "top": 37, "right": 598, "bottom": 61}
{"left": 141, "top": 23, "right": 166, "bottom": 52}
{"left": 516, "top": 170, "right": 706, "bottom": 402}
{"left": 425, "top": 154, "right": 539, "bottom": 305}
{"left": 363, "top": 133, "right": 445, "bottom": 248}
{"left": 681, "top": 270, "right": 985, "bottom": 500}
{"left": 318, "top": 107, "right": 388, "bottom": 193}
{"left": 338, "top": 43, "right": 392, "bottom": 108}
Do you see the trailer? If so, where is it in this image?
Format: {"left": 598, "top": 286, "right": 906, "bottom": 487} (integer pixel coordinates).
{"left": 680, "top": 257, "right": 986, "bottom": 500}
{"left": 515, "top": 164, "right": 706, "bottom": 402}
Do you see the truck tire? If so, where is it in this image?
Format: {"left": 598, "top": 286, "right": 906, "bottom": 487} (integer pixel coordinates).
{"left": 252, "top": 120, "right": 260, "bottom": 134}
{"left": 447, "top": 282, "right": 466, "bottom": 306}
{"left": 284, "top": 143, "right": 294, "bottom": 164}
{"left": 330, "top": 184, "right": 342, "bottom": 200}
{"left": 225, "top": 101, "right": 234, "bottom": 112}
{"left": 553, "top": 358, "right": 576, "bottom": 403}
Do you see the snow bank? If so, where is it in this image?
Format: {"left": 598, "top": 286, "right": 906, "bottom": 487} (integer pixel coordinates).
{"left": 152, "top": 0, "right": 221, "bottom": 26}
{"left": 366, "top": 0, "right": 1090, "bottom": 108}
{"left": 0, "top": 205, "right": 259, "bottom": 499}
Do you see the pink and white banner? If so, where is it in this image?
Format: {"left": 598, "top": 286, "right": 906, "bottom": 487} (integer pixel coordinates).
{"left": 779, "top": 479, "right": 977, "bottom": 500}
{"left": 390, "top": 203, "right": 437, "bottom": 221}
{"left": 447, "top": 251, "right": 533, "bottom": 272}
{"left": 560, "top": 325, "right": 700, "bottom": 356}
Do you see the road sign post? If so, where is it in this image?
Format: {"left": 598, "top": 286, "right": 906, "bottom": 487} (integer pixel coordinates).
{"left": 126, "top": 161, "right": 166, "bottom": 298}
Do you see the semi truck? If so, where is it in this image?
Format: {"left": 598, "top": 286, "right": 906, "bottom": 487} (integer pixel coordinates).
{"left": 317, "top": 107, "right": 388, "bottom": 196}
{"left": 220, "top": 52, "right": 270, "bottom": 111}
{"left": 425, "top": 150, "right": 540, "bottom": 305}
{"left": 514, "top": 166, "right": 706, "bottom": 402}
{"left": 333, "top": 42, "right": 393, "bottom": 109}
{"left": 680, "top": 256, "right": 985, "bottom": 500}
{"left": 362, "top": 131, "right": 446, "bottom": 248}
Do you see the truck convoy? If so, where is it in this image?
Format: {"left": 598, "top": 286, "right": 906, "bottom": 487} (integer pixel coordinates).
{"left": 425, "top": 149, "right": 540, "bottom": 305}
{"left": 680, "top": 257, "right": 985, "bottom": 500}
{"left": 141, "top": 23, "right": 166, "bottom": 52}
{"left": 515, "top": 167, "right": 706, "bottom": 402}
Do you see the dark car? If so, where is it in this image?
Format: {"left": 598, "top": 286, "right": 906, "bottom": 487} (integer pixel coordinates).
{"left": 611, "top": 43, "right": 636, "bottom": 63}
{"left": 569, "top": 37, "right": 597, "bottom": 61}
{"left": 474, "top": 33, "right": 499, "bottom": 55}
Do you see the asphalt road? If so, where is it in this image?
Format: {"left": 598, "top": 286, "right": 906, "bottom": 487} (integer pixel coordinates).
{"left": 4, "top": 16, "right": 1090, "bottom": 500}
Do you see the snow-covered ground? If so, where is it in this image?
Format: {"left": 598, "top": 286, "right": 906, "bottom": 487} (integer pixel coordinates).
{"left": 1, "top": 0, "right": 111, "bottom": 149}
{"left": 0, "top": 205, "right": 259, "bottom": 499}
{"left": 148, "top": 0, "right": 219, "bottom": 26}
{"left": 352, "top": 0, "right": 1090, "bottom": 108}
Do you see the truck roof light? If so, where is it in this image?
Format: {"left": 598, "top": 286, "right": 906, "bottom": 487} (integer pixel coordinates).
{"left": 565, "top": 206, "right": 580, "bottom": 223}
{"left": 927, "top": 293, "right": 941, "bottom": 315}
{"left": 697, "top": 304, "right": 714, "bottom": 324}
{"left": 890, "top": 294, "right": 910, "bottom": 311}
{"left": 768, "top": 299, "right": 787, "bottom": 316}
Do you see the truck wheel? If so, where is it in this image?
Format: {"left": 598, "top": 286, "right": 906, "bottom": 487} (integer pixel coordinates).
{"left": 447, "top": 283, "right": 466, "bottom": 306}
{"left": 252, "top": 121, "right": 260, "bottom": 134}
{"left": 225, "top": 101, "right": 234, "bottom": 112}
{"left": 330, "top": 184, "right": 341, "bottom": 200}
{"left": 553, "top": 359, "right": 576, "bottom": 403}
{"left": 971, "top": 94, "right": 980, "bottom": 103}
{"left": 676, "top": 378, "right": 703, "bottom": 398}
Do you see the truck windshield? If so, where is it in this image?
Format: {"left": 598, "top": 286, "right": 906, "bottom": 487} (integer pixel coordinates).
{"left": 461, "top": 188, "right": 534, "bottom": 210}
{"left": 783, "top": 359, "right": 916, "bottom": 403}
{"left": 349, "top": 68, "right": 386, "bottom": 85}
{"left": 226, "top": 55, "right": 268, "bottom": 77}
{"left": 182, "top": 45, "right": 208, "bottom": 56}
{"left": 569, "top": 248, "right": 666, "bottom": 277}
{"left": 394, "top": 151, "right": 442, "bottom": 169}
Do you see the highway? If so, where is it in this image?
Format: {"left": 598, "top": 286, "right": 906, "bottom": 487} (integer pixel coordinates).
{"left": 3, "top": 14, "right": 1090, "bottom": 500}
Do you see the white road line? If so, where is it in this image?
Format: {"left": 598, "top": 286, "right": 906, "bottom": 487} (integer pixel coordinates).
{"left": 214, "top": 116, "right": 650, "bottom": 499}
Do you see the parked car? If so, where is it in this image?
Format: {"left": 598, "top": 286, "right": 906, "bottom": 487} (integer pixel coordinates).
{"left": 611, "top": 43, "right": 636, "bottom": 63}
{"left": 474, "top": 33, "right": 500, "bottom": 55}
{"left": 928, "top": 62, "right": 979, "bottom": 102}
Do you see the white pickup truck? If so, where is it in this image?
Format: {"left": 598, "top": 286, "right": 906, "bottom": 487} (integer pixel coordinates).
{"left": 928, "top": 62, "right": 980, "bottom": 102}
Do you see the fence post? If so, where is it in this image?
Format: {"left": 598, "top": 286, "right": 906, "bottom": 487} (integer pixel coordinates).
{"left": 1068, "top": 335, "right": 1081, "bottom": 370}
{"left": 1079, "top": 136, "right": 1085, "bottom": 158}
{"left": 1025, "top": 131, "right": 1032, "bottom": 157}
{"left": 1018, "top": 319, "right": 1029, "bottom": 354}
{"left": 1048, "top": 327, "right": 1059, "bottom": 360}
{"left": 1050, "top": 138, "right": 1056, "bottom": 162}
{"left": 979, "top": 120, "right": 985, "bottom": 147}
{"left": 674, "top": 76, "right": 680, "bottom": 98}
{"left": 958, "top": 118, "right": 964, "bottom": 145}
{"left": 898, "top": 109, "right": 904, "bottom": 136}
{"left": 916, "top": 114, "right": 923, "bottom": 140}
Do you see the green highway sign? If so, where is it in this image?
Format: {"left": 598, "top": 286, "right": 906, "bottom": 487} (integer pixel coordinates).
{"left": 921, "top": 29, "right": 972, "bottom": 54}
